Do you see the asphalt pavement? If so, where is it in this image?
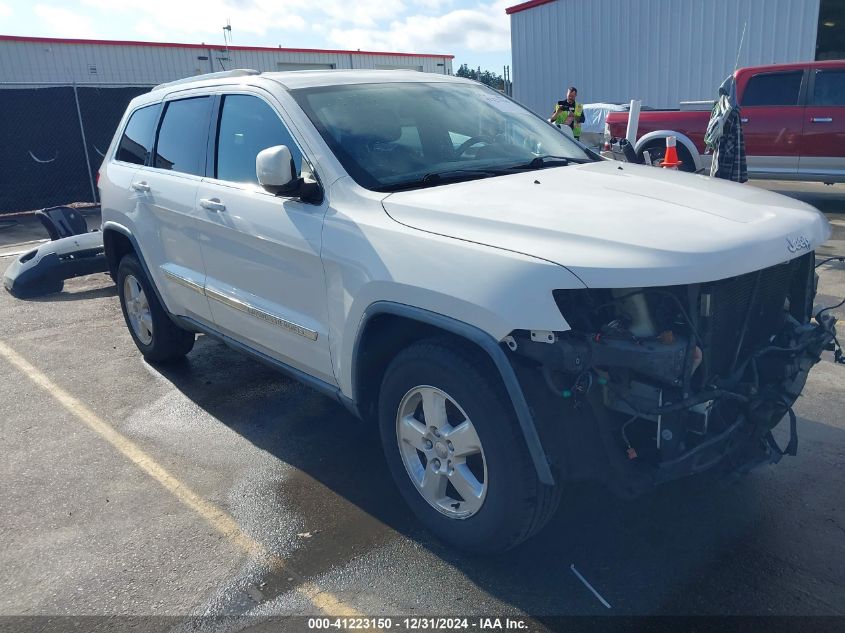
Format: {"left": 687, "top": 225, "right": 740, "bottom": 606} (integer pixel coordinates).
{"left": 0, "top": 182, "right": 843, "bottom": 630}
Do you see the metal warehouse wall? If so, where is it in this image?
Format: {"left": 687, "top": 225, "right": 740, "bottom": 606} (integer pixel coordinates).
{"left": 510, "top": 0, "right": 820, "bottom": 113}
{"left": 0, "top": 36, "right": 453, "bottom": 87}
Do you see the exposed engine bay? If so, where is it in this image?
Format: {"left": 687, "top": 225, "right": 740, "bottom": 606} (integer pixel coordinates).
{"left": 508, "top": 252, "right": 840, "bottom": 495}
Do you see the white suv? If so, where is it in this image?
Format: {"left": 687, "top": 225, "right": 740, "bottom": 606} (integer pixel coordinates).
{"left": 100, "top": 69, "right": 837, "bottom": 553}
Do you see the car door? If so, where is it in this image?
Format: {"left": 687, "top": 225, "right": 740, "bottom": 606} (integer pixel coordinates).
{"left": 105, "top": 102, "right": 159, "bottom": 228}
{"left": 195, "top": 91, "right": 334, "bottom": 384}
{"left": 131, "top": 94, "right": 214, "bottom": 323}
{"left": 739, "top": 69, "right": 806, "bottom": 177}
{"left": 800, "top": 67, "right": 845, "bottom": 180}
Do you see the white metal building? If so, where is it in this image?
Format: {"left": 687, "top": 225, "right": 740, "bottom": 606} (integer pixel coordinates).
{"left": 507, "top": 0, "right": 837, "bottom": 114}
{"left": 0, "top": 35, "right": 454, "bottom": 87}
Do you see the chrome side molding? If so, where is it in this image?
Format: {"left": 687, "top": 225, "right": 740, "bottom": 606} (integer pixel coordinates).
{"left": 161, "top": 268, "right": 204, "bottom": 294}
{"left": 161, "top": 267, "right": 318, "bottom": 341}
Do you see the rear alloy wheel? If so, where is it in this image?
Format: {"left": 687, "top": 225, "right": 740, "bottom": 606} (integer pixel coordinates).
{"left": 379, "top": 339, "right": 561, "bottom": 553}
{"left": 123, "top": 274, "right": 153, "bottom": 345}
{"left": 117, "top": 254, "right": 195, "bottom": 363}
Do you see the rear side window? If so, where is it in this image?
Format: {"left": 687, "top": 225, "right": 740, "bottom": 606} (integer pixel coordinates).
{"left": 813, "top": 70, "right": 845, "bottom": 106}
{"left": 742, "top": 71, "right": 803, "bottom": 107}
{"left": 154, "top": 97, "right": 213, "bottom": 176}
{"left": 215, "top": 94, "right": 302, "bottom": 184}
{"left": 116, "top": 105, "right": 158, "bottom": 165}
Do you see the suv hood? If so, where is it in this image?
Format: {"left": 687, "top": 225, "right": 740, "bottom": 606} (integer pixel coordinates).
{"left": 382, "top": 161, "right": 831, "bottom": 287}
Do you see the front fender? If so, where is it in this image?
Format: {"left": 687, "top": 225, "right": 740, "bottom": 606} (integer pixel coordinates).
{"left": 352, "top": 301, "right": 556, "bottom": 485}
{"left": 331, "top": 253, "right": 583, "bottom": 399}
{"left": 322, "top": 177, "right": 583, "bottom": 403}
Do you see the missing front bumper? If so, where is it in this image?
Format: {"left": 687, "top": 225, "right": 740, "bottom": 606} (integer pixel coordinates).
{"left": 508, "top": 307, "right": 838, "bottom": 497}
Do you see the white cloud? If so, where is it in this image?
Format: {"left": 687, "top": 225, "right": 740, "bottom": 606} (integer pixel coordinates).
{"left": 414, "top": 0, "right": 454, "bottom": 10}
{"left": 34, "top": 4, "right": 98, "bottom": 38}
{"left": 133, "top": 18, "right": 169, "bottom": 41}
{"left": 79, "top": 0, "right": 401, "bottom": 40}
{"left": 304, "top": 0, "right": 407, "bottom": 27}
{"left": 21, "top": 0, "right": 511, "bottom": 62}
{"left": 0, "top": 2, "right": 12, "bottom": 19}
{"left": 80, "top": 0, "right": 307, "bottom": 41}
{"left": 329, "top": 1, "right": 510, "bottom": 53}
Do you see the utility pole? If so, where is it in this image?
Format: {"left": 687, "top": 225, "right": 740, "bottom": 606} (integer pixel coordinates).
{"left": 221, "top": 20, "right": 232, "bottom": 70}
{"left": 71, "top": 80, "right": 97, "bottom": 203}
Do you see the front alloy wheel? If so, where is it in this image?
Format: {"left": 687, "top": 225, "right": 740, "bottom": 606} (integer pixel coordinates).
{"left": 378, "top": 339, "right": 562, "bottom": 553}
{"left": 396, "top": 386, "right": 487, "bottom": 519}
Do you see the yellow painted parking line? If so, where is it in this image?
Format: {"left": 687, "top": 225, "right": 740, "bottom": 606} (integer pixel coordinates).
{"left": 0, "top": 339, "right": 365, "bottom": 618}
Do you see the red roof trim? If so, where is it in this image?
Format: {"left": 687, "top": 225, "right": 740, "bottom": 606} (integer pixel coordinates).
{"left": 505, "top": 0, "right": 556, "bottom": 15}
{"left": 0, "top": 34, "right": 454, "bottom": 59}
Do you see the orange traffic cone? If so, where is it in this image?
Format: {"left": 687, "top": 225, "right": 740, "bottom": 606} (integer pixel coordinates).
{"left": 660, "top": 135, "right": 683, "bottom": 169}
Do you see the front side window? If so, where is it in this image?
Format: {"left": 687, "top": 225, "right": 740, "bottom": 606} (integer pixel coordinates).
{"left": 154, "top": 96, "right": 212, "bottom": 176}
{"left": 742, "top": 71, "right": 804, "bottom": 107}
{"left": 215, "top": 94, "right": 302, "bottom": 184}
{"left": 116, "top": 104, "right": 158, "bottom": 165}
{"left": 291, "top": 81, "right": 594, "bottom": 192}
{"left": 813, "top": 70, "right": 845, "bottom": 106}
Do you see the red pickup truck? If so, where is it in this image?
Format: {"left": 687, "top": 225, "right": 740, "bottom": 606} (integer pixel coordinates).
{"left": 604, "top": 60, "right": 845, "bottom": 183}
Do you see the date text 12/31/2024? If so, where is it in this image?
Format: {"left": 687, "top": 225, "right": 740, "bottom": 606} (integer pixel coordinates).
{"left": 307, "top": 617, "right": 529, "bottom": 630}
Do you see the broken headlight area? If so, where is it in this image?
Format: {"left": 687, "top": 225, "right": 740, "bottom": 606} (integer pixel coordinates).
{"left": 510, "top": 252, "right": 838, "bottom": 494}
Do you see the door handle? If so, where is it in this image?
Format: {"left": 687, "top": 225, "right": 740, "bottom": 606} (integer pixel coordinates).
{"left": 740, "top": 117, "right": 749, "bottom": 123}
{"left": 199, "top": 197, "right": 226, "bottom": 212}
{"left": 130, "top": 181, "right": 150, "bottom": 192}
{"left": 811, "top": 117, "right": 833, "bottom": 123}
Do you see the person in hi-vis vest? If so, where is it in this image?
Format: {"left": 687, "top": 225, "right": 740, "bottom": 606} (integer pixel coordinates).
{"left": 549, "top": 86, "right": 584, "bottom": 140}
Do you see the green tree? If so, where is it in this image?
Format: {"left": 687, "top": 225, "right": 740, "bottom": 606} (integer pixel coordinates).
{"left": 455, "top": 63, "right": 509, "bottom": 92}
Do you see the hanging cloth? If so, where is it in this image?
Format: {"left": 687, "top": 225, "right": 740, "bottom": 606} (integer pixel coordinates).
{"left": 706, "top": 75, "right": 747, "bottom": 183}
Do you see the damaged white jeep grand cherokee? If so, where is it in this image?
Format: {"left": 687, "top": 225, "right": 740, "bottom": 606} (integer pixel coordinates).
{"left": 100, "top": 69, "right": 838, "bottom": 553}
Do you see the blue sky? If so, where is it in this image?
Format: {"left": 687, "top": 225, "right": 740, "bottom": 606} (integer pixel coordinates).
{"left": 0, "top": 0, "right": 514, "bottom": 74}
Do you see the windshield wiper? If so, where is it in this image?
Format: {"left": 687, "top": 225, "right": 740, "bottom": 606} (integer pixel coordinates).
{"left": 515, "top": 155, "right": 593, "bottom": 170}
{"left": 381, "top": 169, "right": 499, "bottom": 192}
{"left": 421, "top": 169, "right": 501, "bottom": 183}
{"left": 533, "top": 155, "right": 571, "bottom": 167}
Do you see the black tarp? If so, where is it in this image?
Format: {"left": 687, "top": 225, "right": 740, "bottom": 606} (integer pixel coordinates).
{"left": 0, "top": 86, "right": 150, "bottom": 213}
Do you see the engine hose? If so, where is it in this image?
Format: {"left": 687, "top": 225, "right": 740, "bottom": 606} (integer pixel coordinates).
{"left": 730, "top": 325, "right": 831, "bottom": 383}
{"left": 607, "top": 382, "right": 748, "bottom": 416}
{"left": 815, "top": 255, "right": 845, "bottom": 269}
{"left": 749, "top": 395, "right": 799, "bottom": 458}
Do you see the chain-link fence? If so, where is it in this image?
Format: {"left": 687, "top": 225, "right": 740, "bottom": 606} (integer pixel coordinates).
{"left": 0, "top": 83, "right": 152, "bottom": 214}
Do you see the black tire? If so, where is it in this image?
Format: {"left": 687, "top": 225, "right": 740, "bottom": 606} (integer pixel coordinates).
{"left": 116, "top": 253, "right": 194, "bottom": 363}
{"left": 639, "top": 139, "right": 696, "bottom": 172}
{"left": 378, "top": 338, "right": 561, "bottom": 554}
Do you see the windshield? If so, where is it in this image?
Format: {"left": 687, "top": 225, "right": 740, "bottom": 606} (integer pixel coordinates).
{"left": 291, "top": 81, "right": 594, "bottom": 192}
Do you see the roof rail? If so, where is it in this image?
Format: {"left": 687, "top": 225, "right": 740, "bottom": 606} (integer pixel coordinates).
{"left": 153, "top": 68, "right": 260, "bottom": 91}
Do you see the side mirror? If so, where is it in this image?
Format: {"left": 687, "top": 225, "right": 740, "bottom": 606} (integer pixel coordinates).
{"left": 256, "top": 145, "right": 323, "bottom": 203}
{"left": 256, "top": 145, "right": 299, "bottom": 195}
